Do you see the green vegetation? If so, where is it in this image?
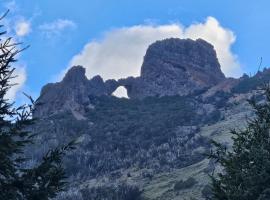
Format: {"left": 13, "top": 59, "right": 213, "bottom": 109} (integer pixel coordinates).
{"left": 81, "top": 184, "right": 143, "bottom": 200}
{"left": 33, "top": 93, "right": 220, "bottom": 199}
{"left": 88, "top": 95, "right": 200, "bottom": 147}
{"left": 77, "top": 95, "right": 214, "bottom": 176}
{"left": 209, "top": 86, "right": 270, "bottom": 199}
{"left": 232, "top": 70, "right": 270, "bottom": 94}
{"left": 205, "top": 91, "right": 231, "bottom": 109}
{"left": 0, "top": 12, "right": 73, "bottom": 200}
{"left": 201, "top": 185, "right": 212, "bottom": 199}
{"left": 174, "top": 177, "right": 197, "bottom": 191}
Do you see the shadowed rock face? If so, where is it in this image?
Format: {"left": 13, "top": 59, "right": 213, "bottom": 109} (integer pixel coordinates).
{"left": 34, "top": 66, "right": 119, "bottom": 118}
{"left": 35, "top": 38, "right": 226, "bottom": 117}
{"left": 122, "top": 38, "right": 226, "bottom": 98}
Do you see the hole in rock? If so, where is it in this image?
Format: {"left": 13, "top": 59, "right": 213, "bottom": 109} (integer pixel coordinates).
{"left": 112, "top": 86, "right": 129, "bottom": 98}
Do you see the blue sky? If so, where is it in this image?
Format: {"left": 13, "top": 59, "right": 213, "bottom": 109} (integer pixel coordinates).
{"left": 1, "top": 0, "right": 270, "bottom": 100}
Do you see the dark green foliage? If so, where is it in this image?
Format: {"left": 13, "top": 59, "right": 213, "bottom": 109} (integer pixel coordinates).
{"left": 232, "top": 69, "right": 270, "bottom": 94}
{"left": 209, "top": 86, "right": 270, "bottom": 200}
{"left": 31, "top": 93, "right": 216, "bottom": 192}
{"left": 19, "top": 141, "right": 75, "bottom": 200}
{"left": 0, "top": 13, "right": 74, "bottom": 200}
{"left": 88, "top": 95, "right": 199, "bottom": 146}
{"left": 205, "top": 91, "right": 231, "bottom": 109}
{"left": 79, "top": 95, "right": 212, "bottom": 175}
{"left": 174, "top": 177, "right": 197, "bottom": 191}
{"left": 258, "top": 188, "right": 270, "bottom": 200}
{"left": 201, "top": 185, "right": 212, "bottom": 199}
{"left": 80, "top": 183, "right": 143, "bottom": 200}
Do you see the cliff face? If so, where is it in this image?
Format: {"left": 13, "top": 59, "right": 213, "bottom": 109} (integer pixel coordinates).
{"left": 35, "top": 66, "right": 118, "bottom": 118}
{"left": 35, "top": 38, "right": 226, "bottom": 117}
{"left": 122, "top": 38, "right": 225, "bottom": 98}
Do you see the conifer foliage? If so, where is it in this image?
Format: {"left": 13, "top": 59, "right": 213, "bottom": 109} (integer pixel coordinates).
{"left": 0, "top": 11, "right": 74, "bottom": 200}
{"left": 209, "top": 86, "right": 270, "bottom": 200}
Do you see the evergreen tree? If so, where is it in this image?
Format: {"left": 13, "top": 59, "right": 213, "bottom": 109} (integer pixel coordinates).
{"left": 0, "top": 11, "right": 75, "bottom": 200}
{"left": 209, "top": 86, "right": 270, "bottom": 200}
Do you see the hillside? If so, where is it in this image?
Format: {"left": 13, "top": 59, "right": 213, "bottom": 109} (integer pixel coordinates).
{"left": 30, "top": 38, "right": 269, "bottom": 200}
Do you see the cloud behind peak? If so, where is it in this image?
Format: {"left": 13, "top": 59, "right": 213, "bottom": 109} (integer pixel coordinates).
{"left": 68, "top": 17, "right": 242, "bottom": 83}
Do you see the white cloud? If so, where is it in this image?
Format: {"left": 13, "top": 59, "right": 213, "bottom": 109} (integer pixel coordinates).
{"left": 182, "top": 17, "right": 241, "bottom": 77}
{"left": 6, "top": 66, "right": 27, "bottom": 100}
{"left": 0, "top": 35, "right": 28, "bottom": 100}
{"left": 69, "top": 16, "right": 242, "bottom": 82}
{"left": 15, "top": 20, "right": 31, "bottom": 37}
{"left": 0, "top": 1, "right": 29, "bottom": 101}
{"left": 70, "top": 24, "right": 183, "bottom": 80}
{"left": 0, "top": 36, "right": 28, "bottom": 100}
{"left": 39, "top": 19, "right": 76, "bottom": 38}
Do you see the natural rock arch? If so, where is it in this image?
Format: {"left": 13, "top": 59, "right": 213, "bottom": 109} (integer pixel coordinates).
{"left": 35, "top": 38, "right": 226, "bottom": 117}
{"left": 112, "top": 86, "right": 129, "bottom": 98}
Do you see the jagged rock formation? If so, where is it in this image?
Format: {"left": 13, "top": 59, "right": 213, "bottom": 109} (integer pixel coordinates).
{"left": 35, "top": 38, "right": 227, "bottom": 117}
{"left": 35, "top": 66, "right": 118, "bottom": 118}
{"left": 121, "top": 38, "right": 226, "bottom": 98}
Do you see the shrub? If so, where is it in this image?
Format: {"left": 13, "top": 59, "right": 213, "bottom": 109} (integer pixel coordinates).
{"left": 174, "top": 177, "right": 197, "bottom": 191}
{"left": 201, "top": 184, "right": 212, "bottom": 199}
{"left": 80, "top": 183, "right": 143, "bottom": 200}
{"left": 209, "top": 86, "right": 270, "bottom": 199}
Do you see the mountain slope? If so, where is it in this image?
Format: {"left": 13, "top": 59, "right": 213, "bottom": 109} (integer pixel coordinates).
{"left": 31, "top": 38, "right": 268, "bottom": 200}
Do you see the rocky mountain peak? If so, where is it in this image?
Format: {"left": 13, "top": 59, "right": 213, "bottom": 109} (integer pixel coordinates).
{"left": 123, "top": 38, "right": 226, "bottom": 98}
{"left": 62, "top": 65, "right": 87, "bottom": 83}
{"left": 141, "top": 38, "right": 224, "bottom": 82}
{"left": 34, "top": 67, "right": 118, "bottom": 118}
{"left": 35, "top": 38, "right": 228, "bottom": 117}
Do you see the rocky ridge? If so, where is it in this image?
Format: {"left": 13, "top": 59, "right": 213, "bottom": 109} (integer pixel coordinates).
{"left": 35, "top": 38, "right": 228, "bottom": 118}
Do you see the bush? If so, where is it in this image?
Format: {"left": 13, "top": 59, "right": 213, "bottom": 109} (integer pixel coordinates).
{"left": 209, "top": 86, "right": 270, "bottom": 199}
{"left": 174, "top": 177, "right": 197, "bottom": 191}
{"left": 201, "top": 184, "right": 212, "bottom": 199}
{"left": 232, "top": 70, "right": 270, "bottom": 94}
{"left": 80, "top": 183, "right": 143, "bottom": 200}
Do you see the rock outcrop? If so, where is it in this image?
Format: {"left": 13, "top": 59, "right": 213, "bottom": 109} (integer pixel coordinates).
{"left": 34, "top": 66, "right": 118, "bottom": 118}
{"left": 35, "top": 38, "right": 227, "bottom": 117}
{"left": 121, "top": 38, "right": 226, "bottom": 98}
